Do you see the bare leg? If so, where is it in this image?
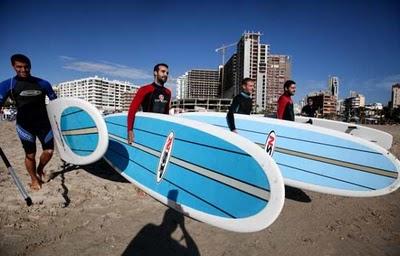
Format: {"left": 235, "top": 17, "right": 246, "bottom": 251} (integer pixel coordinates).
{"left": 25, "top": 153, "right": 41, "bottom": 190}
{"left": 37, "top": 149, "right": 53, "bottom": 182}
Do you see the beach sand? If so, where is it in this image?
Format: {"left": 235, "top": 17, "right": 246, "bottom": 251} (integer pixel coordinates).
{"left": 0, "top": 121, "right": 399, "bottom": 256}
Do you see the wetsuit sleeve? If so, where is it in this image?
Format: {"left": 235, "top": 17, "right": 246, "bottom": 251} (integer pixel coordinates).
{"left": 127, "top": 86, "right": 152, "bottom": 131}
{"left": 277, "top": 96, "right": 287, "bottom": 119}
{"left": 38, "top": 79, "right": 57, "bottom": 100}
{"left": 226, "top": 96, "right": 240, "bottom": 131}
{"left": 164, "top": 88, "right": 172, "bottom": 114}
{"left": 0, "top": 79, "right": 12, "bottom": 108}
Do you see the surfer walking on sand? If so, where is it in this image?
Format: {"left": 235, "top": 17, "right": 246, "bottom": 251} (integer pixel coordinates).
{"left": 277, "top": 80, "right": 296, "bottom": 121}
{"left": 127, "top": 63, "right": 171, "bottom": 144}
{"left": 0, "top": 54, "right": 57, "bottom": 191}
{"left": 127, "top": 63, "right": 171, "bottom": 196}
{"left": 226, "top": 78, "right": 255, "bottom": 133}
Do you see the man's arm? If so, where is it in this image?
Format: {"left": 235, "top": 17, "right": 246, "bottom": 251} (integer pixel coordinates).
{"left": 276, "top": 97, "right": 287, "bottom": 119}
{"left": 38, "top": 78, "right": 57, "bottom": 100}
{"left": 164, "top": 88, "right": 172, "bottom": 114}
{"left": 226, "top": 96, "right": 240, "bottom": 132}
{"left": 127, "top": 86, "right": 151, "bottom": 144}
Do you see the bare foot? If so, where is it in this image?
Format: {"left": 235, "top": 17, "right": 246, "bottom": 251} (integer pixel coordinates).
{"left": 29, "top": 179, "right": 42, "bottom": 191}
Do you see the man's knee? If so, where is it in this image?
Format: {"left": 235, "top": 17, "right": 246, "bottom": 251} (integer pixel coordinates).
{"left": 43, "top": 149, "right": 54, "bottom": 157}
{"left": 25, "top": 153, "right": 36, "bottom": 161}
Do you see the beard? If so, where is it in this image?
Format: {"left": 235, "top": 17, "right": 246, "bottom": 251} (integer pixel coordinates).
{"left": 157, "top": 76, "right": 168, "bottom": 85}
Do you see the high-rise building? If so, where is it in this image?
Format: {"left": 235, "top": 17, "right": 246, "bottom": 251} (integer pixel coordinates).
{"left": 328, "top": 76, "right": 339, "bottom": 98}
{"left": 265, "top": 55, "right": 291, "bottom": 113}
{"left": 392, "top": 83, "right": 400, "bottom": 108}
{"left": 177, "top": 73, "right": 188, "bottom": 100}
{"left": 222, "top": 54, "right": 237, "bottom": 98}
{"left": 235, "top": 32, "right": 270, "bottom": 112}
{"left": 56, "top": 76, "right": 138, "bottom": 111}
{"left": 186, "top": 69, "right": 220, "bottom": 99}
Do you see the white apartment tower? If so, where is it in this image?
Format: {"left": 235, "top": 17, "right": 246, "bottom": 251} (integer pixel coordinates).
{"left": 56, "top": 76, "right": 139, "bottom": 111}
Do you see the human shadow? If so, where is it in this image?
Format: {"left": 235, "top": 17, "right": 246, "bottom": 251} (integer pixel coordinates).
{"left": 285, "top": 185, "right": 312, "bottom": 203}
{"left": 122, "top": 190, "right": 200, "bottom": 256}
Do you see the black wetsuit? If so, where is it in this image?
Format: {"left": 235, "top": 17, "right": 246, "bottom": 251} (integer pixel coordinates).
{"left": 0, "top": 76, "right": 57, "bottom": 154}
{"left": 301, "top": 105, "right": 316, "bottom": 117}
{"left": 226, "top": 92, "right": 253, "bottom": 131}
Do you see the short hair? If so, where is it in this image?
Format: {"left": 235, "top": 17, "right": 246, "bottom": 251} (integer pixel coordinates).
{"left": 284, "top": 80, "right": 296, "bottom": 90}
{"left": 241, "top": 77, "right": 255, "bottom": 86}
{"left": 153, "top": 63, "right": 169, "bottom": 72}
{"left": 11, "top": 54, "right": 31, "bottom": 66}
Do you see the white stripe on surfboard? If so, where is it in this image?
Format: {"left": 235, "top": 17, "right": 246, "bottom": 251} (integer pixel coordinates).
{"left": 255, "top": 143, "right": 397, "bottom": 178}
{"left": 61, "top": 127, "right": 98, "bottom": 136}
{"left": 109, "top": 134, "right": 271, "bottom": 201}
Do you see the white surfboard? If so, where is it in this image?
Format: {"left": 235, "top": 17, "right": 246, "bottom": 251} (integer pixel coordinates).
{"left": 180, "top": 112, "right": 400, "bottom": 197}
{"left": 46, "top": 98, "right": 108, "bottom": 165}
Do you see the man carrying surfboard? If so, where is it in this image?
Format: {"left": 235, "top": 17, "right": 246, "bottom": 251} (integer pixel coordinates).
{"left": 226, "top": 78, "right": 255, "bottom": 133}
{"left": 126, "top": 63, "right": 171, "bottom": 196}
{"left": 277, "top": 80, "right": 296, "bottom": 121}
{"left": 0, "top": 54, "right": 57, "bottom": 191}
{"left": 127, "top": 63, "right": 172, "bottom": 144}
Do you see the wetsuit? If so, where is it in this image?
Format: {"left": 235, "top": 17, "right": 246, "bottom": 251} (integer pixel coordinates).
{"left": 226, "top": 92, "right": 253, "bottom": 131}
{"left": 0, "top": 76, "right": 57, "bottom": 154}
{"left": 301, "top": 104, "right": 316, "bottom": 117}
{"left": 277, "top": 92, "right": 294, "bottom": 121}
{"left": 127, "top": 83, "right": 171, "bottom": 131}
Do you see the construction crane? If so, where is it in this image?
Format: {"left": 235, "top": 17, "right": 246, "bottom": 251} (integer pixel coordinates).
{"left": 215, "top": 42, "right": 236, "bottom": 65}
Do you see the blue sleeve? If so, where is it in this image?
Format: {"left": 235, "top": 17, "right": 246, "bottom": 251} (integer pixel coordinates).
{"left": 0, "top": 78, "right": 12, "bottom": 108}
{"left": 38, "top": 78, "right": 57, "bottom": 100}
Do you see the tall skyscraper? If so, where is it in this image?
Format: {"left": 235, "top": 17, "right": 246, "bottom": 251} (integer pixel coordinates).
{"left": 222, "top": 53, "right": 237, "bottom": 98}
{"left": 328, "top": 76, "right": 339, "bottom": 98}
{"left": 266, "top": 54, "right": 291, "bottom": 113}
{"left": 392, "top": 83, "right": 400, "bottom": 108}
{"left": 235, "top": 32, "right": 269, "bottom": 112}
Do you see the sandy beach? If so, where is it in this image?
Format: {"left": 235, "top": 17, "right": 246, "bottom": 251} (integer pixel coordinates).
{"left": 0, "top": 120, "right": 399, "bottom": 256}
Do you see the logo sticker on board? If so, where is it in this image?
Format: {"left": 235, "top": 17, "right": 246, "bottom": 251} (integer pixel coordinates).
{"left": 156, "top": 132, "right": 174, "bottom": 183}
{"left": 264, "top": 131, "right": 276, "bottom": 156}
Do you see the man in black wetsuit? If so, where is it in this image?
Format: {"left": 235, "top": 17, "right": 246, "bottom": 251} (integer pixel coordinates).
{"left": 226, "top": 78, "right": 254, "bottom": 133}
{"left": 301, "top": 97, "right": 316, "bottom": 118}
{"left": 0, "top": 54, "right": 57, "bottom": 190}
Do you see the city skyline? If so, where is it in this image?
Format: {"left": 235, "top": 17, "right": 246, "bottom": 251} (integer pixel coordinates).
{"left": 1, "top": 0, "right": 399, "bottom": 104}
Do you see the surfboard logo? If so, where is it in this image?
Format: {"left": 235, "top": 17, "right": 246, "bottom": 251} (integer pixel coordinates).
{"left": 156, "top": 132, "right": 174, "bottom": 183}
{"left": 264, "top": 131, "right": 276, "bottom": 156}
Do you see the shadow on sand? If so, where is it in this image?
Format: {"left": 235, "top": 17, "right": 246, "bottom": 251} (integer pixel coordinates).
{"left": 122, "top": 190, "right": 200, "bottom": 256}
{"left": 285, "top": 186, "right": 312, "bottom": 203}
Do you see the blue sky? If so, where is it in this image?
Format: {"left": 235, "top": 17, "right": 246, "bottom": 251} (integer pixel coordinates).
{"left": 0, "top": 0, "right": 399, "bottom": 104}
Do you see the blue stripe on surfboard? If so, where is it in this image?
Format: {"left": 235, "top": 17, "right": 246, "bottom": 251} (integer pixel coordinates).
{"left": 274, "top": 152, "right": 396, "bottom": 190}
{"left": 105, "top": 138, "right": 268, "bottom": 218}
{"left": 62, "top": 133, "right": 98, "bottom": 156}
{"left": 185, "top": 116, "right": 396, "bottom": 174}
{"left": 61, "top": 107, "right": 96, "bottom": 131}
{"left": 105, "top": 117, "right": 271, "bottom": 191}
{"left": 108, "top": 115, "right": 247, "bottom": 154}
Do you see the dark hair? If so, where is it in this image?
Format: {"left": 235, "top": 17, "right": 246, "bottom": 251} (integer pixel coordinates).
{"left": 11, "top": 54, "right": 31, "bottom": 66}
{"left": 153, "top": 63, "right": 169, "bottom": 72}
{"left": 283, "top": 80, "right": 296, "bottom": 90}
{"left": 241, "top": 77, "right": 255, "bottom": 86}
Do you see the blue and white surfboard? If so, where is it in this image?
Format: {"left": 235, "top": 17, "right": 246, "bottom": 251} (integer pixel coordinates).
{"left": 104, "top": 113, "right": 285, "bottom": 232}
{"left": 46, "top": 98, "right": 108, "bottom": 165}
{"left": 180, "top": 112, "right": 400, "bottom": 197}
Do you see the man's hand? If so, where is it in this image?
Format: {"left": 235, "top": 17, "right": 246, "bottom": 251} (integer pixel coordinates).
{"left": 128, "top": 130, "right": 134, "bottom": 144}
